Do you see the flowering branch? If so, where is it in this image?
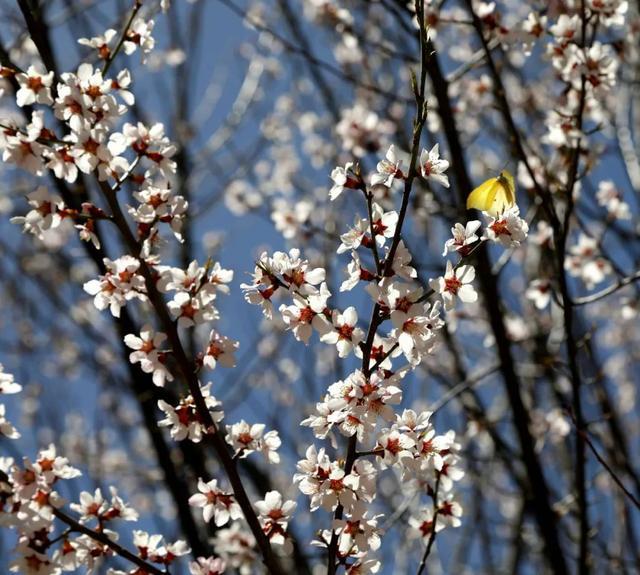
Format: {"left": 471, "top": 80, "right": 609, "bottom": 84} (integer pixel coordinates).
{"left": 50, "top": 507, "right": 166, "bottom": 575}
{"left": 96, "top": 180, "right": 285, "bottom": 574}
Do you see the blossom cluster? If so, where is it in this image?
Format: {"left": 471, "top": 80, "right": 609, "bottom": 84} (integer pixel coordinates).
{"left": 242, "top": 133, "right": 530, "bottom": 569}
{"left": 0, "top": 365, "right": 226, "bottom": 575}
{"left": 0, "top": 5, "right": 289, "bottom": 572}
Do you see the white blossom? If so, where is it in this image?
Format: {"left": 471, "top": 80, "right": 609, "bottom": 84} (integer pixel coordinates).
{"left": 419, "top": 144, "right": 449, "bottom": 188}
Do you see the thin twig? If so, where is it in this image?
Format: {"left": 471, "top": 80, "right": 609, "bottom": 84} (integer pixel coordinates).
{"left": 416, "top": 475, "right": 441, "bottom": 575}
{"left": 572, "top": 270, "right": 640, "bottom": 306}
{"left": 568, "top": 416, "right": 640, "bottom": 510}
{"left": 102, "top": 0, "right": 142, "bottom": 76}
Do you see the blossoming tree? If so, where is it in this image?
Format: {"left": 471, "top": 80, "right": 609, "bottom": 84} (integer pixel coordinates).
{"left": 0, "top": 0, "right": 639, "bottom": 574}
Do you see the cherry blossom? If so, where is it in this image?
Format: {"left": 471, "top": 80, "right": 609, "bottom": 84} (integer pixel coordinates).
{"left": 10, "top": 186, "right": 68, "bottom": 239}
{"left": 419, "top": 144, "right": 450, "bottom": 188}
{"left": 318, "top": 306, "right": 364, "bottom": 358}
{"left": 482, "top": 206, "right": 529, "bottom": 247}
{"left": 338, "top": 217, "right": 369, "bottom": 254}
{"left": 294, "top": 447, "right": 359, "bottom": 512}
{"left": 376, "top": 427, "right": 416, "bottom": 468}
{"left": 0, "top": 367, "right": 21, "bottom": 396}
{"left": 3, "top": 0, "right": 619, "bottom": 571}
{"left": 188, "top": 478, "right": 242, "bottom": 526}
{"left": 336, "top": 104, "right": 393, "bottom": 155}
{"left": 369, "top": 202, "right": 398, "bottom": 246}
{"left": 255, "top": 491, "right": 296, "bottom": 551}
{"left": 526, "top": 279, "right": 552, "bottom": 310}
{"left": 390, "top": 299, "right": 443, "bottom": 365}
{"left": 565, "top": 233, "right": 613, "bottom": 289}
{"left": 430, "top": 261, "right": 478, "bottom": 309}
{"left": 78, "top": 29, "right": 118, "bottom": 60}
{"left": 157, "top": 383, "right": 223, "bottom": 442}
{"left": 371, "top": 144, "right": 404, "bottom": 187}
{"left": 596, "top": 180, "right": 631, "bottom": 220}
{"left": 83, "top": 256, "right": 147, "bottom": 317}
{"left": 123, "top": 18, "right": 156, "bottom": 62}
{"left": 225, "top": 420, "right": 281, "bottom": 463}
{"left": 329, "top": 162, "right": 363, "bottom": 201}
{"left": 212, "top": 523, "right": 256, "bottom": 574}
{"left": 442, "top": 220, "right": 482, "bottom": 256}
{"left": 0, "top": 405, "right": 19, "bottom": 439}
{"left": 279, "top": 284, "right": 331, "bottom": 344}
{"left": 202, "top": 331, "right": 238, "bottom": 369}
{"left": 15, "top": 65, "right": 54, "bottom": 107}
{"left": 2, "top": 130, "right": 46, "bottom": 175}
{"left": 124, "top": 326, "right": 174, "bottom": 387}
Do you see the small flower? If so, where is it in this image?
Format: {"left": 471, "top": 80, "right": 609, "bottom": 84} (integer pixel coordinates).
{"left": 157, "top": 384, "right": 223, "bottom": 442}
{"left": 123, "top": 18, "right": 156, "bottom": 62}
{"left": 202, "top": 331, "right": 238, "bottom": 369}
{"left": 225, "top": 420, "right": 281, "bottom": 464}
{"left": 318, "top": 306, "right": 364, "bottom": 358}
{"left": 409, "top": 496, "right": 463, "bottom": 538}
{"left": 46, "top": 145, "right": 80, "bottom": 183}
{"left": 2, "top": 130, "right": 47, "bottom": 175}
{"left": 371, "top": 144, "right": 404, "bottom": 187}
{"left": 587, "top": 0, "right": 628, "bottom": 27}
{"left": 133, "top": 530, "right": 164, "bottom": 559}
{"left": 376, "top": 428, "right": 415, "bottom": 467}
{"left": 33, "top": 444, "right": 81, "bottom": 482}
{"left": 75, "top": 219, "right": 101, "bottom": 249}
{"left": 0, "top": 404, "right": 19, "bottom": 439}
{"left": 167, "top": 291, "right": 218, "bottom": 328}
{"left": 388, "top": 240, "right": 417, "bottom": 280}
{"left": 565, "top": 233, "right": 612, "bottom": 290}
{"left": 430, "top": 261, "right": 477, "bottom": 309}
{"left": 255, "top": 491, "right": 297, "bottom": 551}
{"left": 329, "top": 162, "right": 363, "bottom": 201}
{"left": 274, "top": 249, "right": 325, "bottom": 294}
{"left": 596, "top": 180, "right": 631, "bottom": 220}
{"left": 151, "top": 539, "right": 191, "bottom": 565}
{"left": 271, "top": 198, "right": 312, "bottom": 240}
{"left": 188, "top": 478, "right": 242, "bottom": 526}
{"left": 436, "top": 494, "right": 464, "bottom": 529}
{"left": 78, "top": 29, "right": 118, "bottom": 59}
{"left": 124, "top": 326, "right": 174, "bottom": 387}
{"left": 212, "top": 523, "right": 257, "bottom": 573}
{"left": 525, "top": 278, "right": 552, "bottom": 310}
{"left": 340, "top": 251, "right": 376, "bottom": 292}
{"left": 70, "top": 488, "right": 106, "bottom": 522}
{"left": 0, "top": 366, "right": 21, "bottom": 395}
{"left": 83, "top": 256, "right": 147, "bottom": 317}
{"left": 337, "top": 217, "right": 369, "bottom": 254}
{"left": 442, "top": 220, "right": 482, "bottom": 256}
{"left": 482, "top": 206, "right": 529, "bottom": 247}
{"left": 333, "top": 501, "right": 382, "bottom": 556}
{"left": 390, "top": 300, "right": 443, "bottom": 365}
{"left": 10, "top": 186, "right": 66, "bottom": 239}
{"left": 15, "top": 65, "right": 54, "bottom": 107}
{"left": 419, "top": 143, "right": 449, "bottom": 188}
{"left": 69, "top": 128, "right": 119, "bottom": 179}
{"left": 280, "top": 283, "right": 331, "bottom": 344}
{"left": 369, "top": 203, "right": 398, "bottom": 246}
